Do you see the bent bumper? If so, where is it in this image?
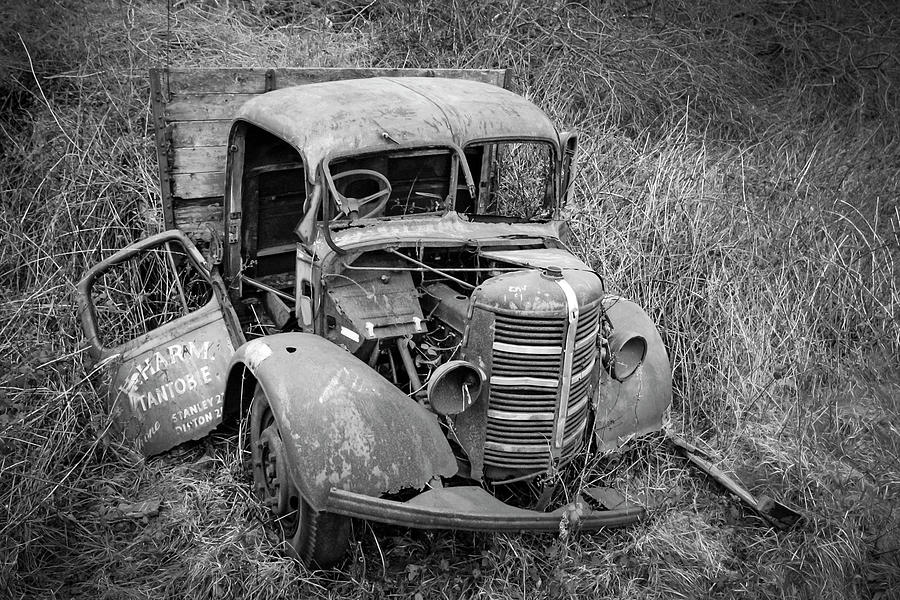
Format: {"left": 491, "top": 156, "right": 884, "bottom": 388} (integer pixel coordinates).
{"left": 325, "top": 485, "right": 645, "bottom": 531}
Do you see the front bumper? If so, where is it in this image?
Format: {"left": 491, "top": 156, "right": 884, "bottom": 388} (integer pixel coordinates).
{"left": 325, "top": 485, "right": 645, "bottom": 531}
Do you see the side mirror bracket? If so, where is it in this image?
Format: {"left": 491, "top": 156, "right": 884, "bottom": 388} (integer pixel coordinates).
{"left": 559, "top": 131, "right": 578, "bottom": 205}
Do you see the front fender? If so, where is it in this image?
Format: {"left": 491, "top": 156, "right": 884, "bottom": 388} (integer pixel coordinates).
{"left": 594, "top": 296, "right": 673, "bottom": 451}
{"left": 228, "top": 333, "right": 458, "bottom": 510}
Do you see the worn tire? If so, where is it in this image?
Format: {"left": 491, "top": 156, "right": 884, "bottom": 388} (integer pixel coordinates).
{"left": 249, "top": 385, "right": 351, "bottom": 567}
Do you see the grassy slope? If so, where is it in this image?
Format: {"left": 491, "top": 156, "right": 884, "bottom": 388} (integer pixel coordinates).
{"left": 1, "top": 0, "right": 898, "bottom": 598}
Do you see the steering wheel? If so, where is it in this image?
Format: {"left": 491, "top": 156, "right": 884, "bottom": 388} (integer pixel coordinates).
{"left": 331, "top": 169, "right": 392, "bottom": 220}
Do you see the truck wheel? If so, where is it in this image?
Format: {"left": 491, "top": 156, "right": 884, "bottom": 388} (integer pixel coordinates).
{"left": 249, "top": 385, "right": 351, "bottom": 567}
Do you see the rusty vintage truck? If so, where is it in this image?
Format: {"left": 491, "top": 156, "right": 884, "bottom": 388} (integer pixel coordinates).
{"left": 76, "top": 68, "right": 673, "bottom": 565}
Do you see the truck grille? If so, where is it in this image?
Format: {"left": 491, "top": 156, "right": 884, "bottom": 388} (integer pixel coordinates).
{"left": 484, "top": 302, "right": 599, "bottom": 472}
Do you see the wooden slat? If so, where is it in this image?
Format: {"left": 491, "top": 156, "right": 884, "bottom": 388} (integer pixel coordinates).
{"left": 161, "top": 69, "right": 266, "bottom": 95}
{"left": 172, "top": 171, "right": 225, "bottom": 199}
{"left": 166, "top": 93, "right": 258, "bottom": 121}
{"left": 275, "top": 68, "right": 506, "bottom": 89}
{"left": 170, "top": 120, "right": 231, "bottom": 148}
{"left": 172, "top": 145, "right": 228, "bottom": 174}
{"left": 149, "top": 70, "right": 176, "bottom": 229}
{"left": 158, "top": 67, "right": 508, "bottom": 95}
{"left": 174, "top": 202, "right": 223, "bottom": 244}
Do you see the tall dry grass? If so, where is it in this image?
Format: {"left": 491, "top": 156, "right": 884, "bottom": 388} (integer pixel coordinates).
{"left": 1, "top": 0, "right": 898, "bottom": 598}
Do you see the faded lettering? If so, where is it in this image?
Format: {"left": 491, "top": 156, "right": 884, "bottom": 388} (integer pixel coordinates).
{"left": 172, "top": 392, "right": 223, "bottom": 434}
{"left": 135, "top": 420, "right": 161, "bottom": 452}
{"left": 117, "top": 343, "right": 217, "bottom": 414}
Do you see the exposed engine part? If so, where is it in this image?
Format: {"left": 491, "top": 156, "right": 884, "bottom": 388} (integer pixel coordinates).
{"left": 323, "top": 253, "right": 425, "bottom": 349}
{"left": 323, "top": 246, "right": 610, "bottom": 483}
{"left": 387, "top": 248, "right": 476, "bottom": 290}
{"left": 396, "top": 337, "right": 423, "bottom": 395}
{"left": 421, "top": 282, "right": 470, "bottom": 333}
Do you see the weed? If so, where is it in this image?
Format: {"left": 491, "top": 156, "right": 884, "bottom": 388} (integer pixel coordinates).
{"left": 1, "top": 1, "right": 897, "bottom": 598}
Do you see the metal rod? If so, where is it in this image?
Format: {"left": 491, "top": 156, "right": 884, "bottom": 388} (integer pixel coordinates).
{"left": 386, "top": 249, "right": 476, "bottom": 290}
{"left": 669, "top": 433, "right": 802, "bottom": 529}
{"left": 396, "top": 338, "right": 422, "bottom": 392}
{"left": 164, "top": 241, "right": 190, "bottom": 315}
{"left": 240, "top": 275, "right": 294, "bottom": 303}
{"left": 341, "top": 262, "right": 520, "bottom": 273}
{"left": 367, "top": 340, "right": 380, "bottom": 368}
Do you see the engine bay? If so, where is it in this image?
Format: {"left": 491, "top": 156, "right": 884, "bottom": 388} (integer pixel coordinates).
{"left": 233, "top": 241, "right": 612, "bottom": 483}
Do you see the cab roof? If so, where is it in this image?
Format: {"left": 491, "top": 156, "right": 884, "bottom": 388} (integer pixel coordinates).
{"left": 233, "top": 77, "right": 560, "bottom": 172}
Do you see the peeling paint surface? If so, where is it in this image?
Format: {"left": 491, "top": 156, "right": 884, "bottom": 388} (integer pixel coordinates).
{"left": 243, "top": 338, "right": 272, "bottom": 370}
{"left": 594, "top": 296, "right": 673, "bottom": 451}
{"left": 230, "top": 333, "right": 457, "bottom": 509}
{"left": 235, "top": 77, "right": 560, "bottom": 181}
{"left": 478, "top": 248, "right": 593, "bottom": 271}
{"left": 107, "top": 302, "right": 234, "bottom": 456}
{"left": 473, "top": 267, "right": 601, "bottom": 315}
{"left": 314, "top": 211, "right": 564, "bottom": 262}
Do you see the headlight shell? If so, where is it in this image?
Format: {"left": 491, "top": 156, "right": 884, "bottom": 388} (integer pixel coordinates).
{"left": 609, "top": 332, "right": 646, "bottom": 381}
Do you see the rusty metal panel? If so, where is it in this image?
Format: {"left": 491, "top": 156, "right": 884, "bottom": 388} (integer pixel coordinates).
{"left": 453, "top": 306, "right": 495, "bottom": 481}
{"left": 325, "top": 257, "right": 424, "bottom": 345}
{"left": 326, "top": 485, "right": 645, "bottom": 531}
{"left": 477, "top": 248, "right": 593, "bottom": 271}
{"left": 316, "top": 212, "right": 563, "bottom": 262}
{"left": 234, "top": 78, "right": 559, "bottom": 180}
{"left": 231, "top": 333, "right": 458, "bottom": 510}
{"left": 77, "top": 230, "right": 240, "bottom": 456}
{"left": 107, "top": 304, "right": 234, "bottom": 455}
{"left": 594, "top": 296, "right": 673, "bottom": 451}
{"left": 151, "top": 67, "right": 509, "bottom": 244}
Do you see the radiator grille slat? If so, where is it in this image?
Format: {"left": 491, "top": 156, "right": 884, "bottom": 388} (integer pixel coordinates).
{"left": 484, "top": 300, "right": 600, "bottom": 472}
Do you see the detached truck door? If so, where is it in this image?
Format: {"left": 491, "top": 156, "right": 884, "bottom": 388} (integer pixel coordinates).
{"left": 77, "top": 230, "right": 244, "bottom": 456}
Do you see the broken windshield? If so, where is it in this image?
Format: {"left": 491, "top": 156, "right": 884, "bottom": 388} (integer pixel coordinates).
{"left": 460, "top": 140, "right": 556, "bottom": 221}
{"left": 326, "top": 146, "right": 475, "bottom": 225}
{"left": 323, "top": 140, "right": 557, "bottom": 226}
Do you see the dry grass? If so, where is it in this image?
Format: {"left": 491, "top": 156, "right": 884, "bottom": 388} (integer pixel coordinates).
{"left": 1, "top": 0, "right": 898, "bottom": 598}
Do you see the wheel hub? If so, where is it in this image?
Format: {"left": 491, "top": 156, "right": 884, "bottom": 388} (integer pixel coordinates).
{"left": 257, "top": 425, "right": 300, "bottom": 530}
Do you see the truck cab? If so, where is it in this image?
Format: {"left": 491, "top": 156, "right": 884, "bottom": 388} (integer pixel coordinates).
{"left": 77, "top": 69, "right": 672, "bottom": 566}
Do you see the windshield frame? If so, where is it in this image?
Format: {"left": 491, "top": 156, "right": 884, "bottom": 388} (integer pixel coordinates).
{"left": 322, "top": 142, "right": 477, "bottom": 228}
{"left": 461, "top": 136, "right": 560, "bottom": 222}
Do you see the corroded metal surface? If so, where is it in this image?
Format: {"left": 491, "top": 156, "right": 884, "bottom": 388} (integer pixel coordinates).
{"left": 230, "top": 333, "right": 458, "bottom": 510}
{"left": 104, "top": 304, "right": 234, "bottom": 455}
{"left": 477, "top": 248, "right": 594, "bottom": 271}
{"left": 76, "top": 230, "right": 238, "bottom": 456}
{"left": 325, "top": 257, "right": 424, "bottom": 345}
{"left": 80, "top": 71, "right": 681, "bottom": 554}
{"left": 318, "top": 212, "right": 565, "bottom": 261}
{"left": 594, "top": 296, "right": 673, "bottom": 451}
{"left": 669, "top": 434, "right": 802, "bottom": 529}
{"left": 326, "top": 485, "right": 645, "bottom": 531}
{"left": 463, "top": 268, "right": 603, "bottom": 477}
{"left": 234, "top": 77, "right": 559, "bottom": 179}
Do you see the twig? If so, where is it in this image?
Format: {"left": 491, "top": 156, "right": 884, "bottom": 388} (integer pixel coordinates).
{"left": 17, "top": 34, "right": 78, "bottom": 151}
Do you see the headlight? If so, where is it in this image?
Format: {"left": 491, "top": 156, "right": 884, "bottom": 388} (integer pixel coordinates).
{"left": 426, "top": 360, "right": 485, "bottom": 415}
{"left": 608, "top": 332, "right": 646, "bottom": 381}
